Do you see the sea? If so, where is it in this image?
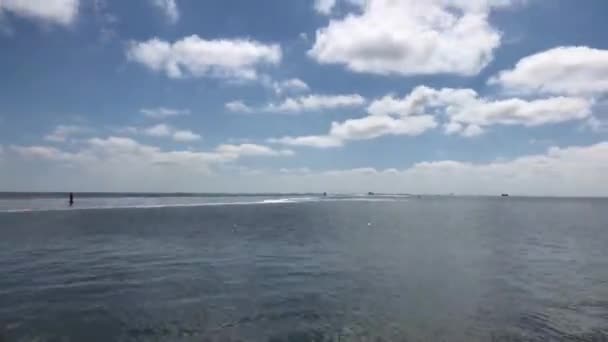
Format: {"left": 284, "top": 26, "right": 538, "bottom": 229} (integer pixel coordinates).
{"left": 0, "top": 193, "right": 607, "bottom": 342}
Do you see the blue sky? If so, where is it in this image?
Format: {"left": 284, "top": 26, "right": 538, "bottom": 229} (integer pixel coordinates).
{"left": 0, "top": 0, "right": 607, "bottom": 195}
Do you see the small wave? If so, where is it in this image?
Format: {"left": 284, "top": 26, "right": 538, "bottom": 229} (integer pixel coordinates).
{"left": 261, "top": 199, "right": 295, "bottom": 204}
{"left": 324, "top": 197, "right": 402, "bottom": 203}
{"left": 262, "top": 197, "right": 317, "bottom": 204}
{"left": 0, "top": 195, "right": 411, "bottom": 213}
{"left": 1, "top": 209, "right": 35, "bottom": 213}
{"left": 0, "top": 197, "right": 321, "bottom": 214}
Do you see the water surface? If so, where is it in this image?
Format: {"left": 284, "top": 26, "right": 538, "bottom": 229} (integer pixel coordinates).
{"left": 1, "top": 195, "right": 607, "bottom": 341}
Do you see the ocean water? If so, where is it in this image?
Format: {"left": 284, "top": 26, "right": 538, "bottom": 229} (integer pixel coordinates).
{"left": 1, "top": 194, "right": 607, "bottom": 341}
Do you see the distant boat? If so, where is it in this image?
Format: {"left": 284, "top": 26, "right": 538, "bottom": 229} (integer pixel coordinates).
{"left": 501, "top": 194, "right": 509, "bottom": 197}
{"left": 368, "top": 192, "right": 375, "bottom": 196}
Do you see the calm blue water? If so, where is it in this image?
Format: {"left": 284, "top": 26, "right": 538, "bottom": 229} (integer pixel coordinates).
{"left": 0, "top": 195, "right": 607, "bottom": 341}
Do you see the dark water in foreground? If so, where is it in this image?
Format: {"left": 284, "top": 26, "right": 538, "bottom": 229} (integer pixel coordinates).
{"left": 1, "top": 196, "right": 608, "bottom": 341}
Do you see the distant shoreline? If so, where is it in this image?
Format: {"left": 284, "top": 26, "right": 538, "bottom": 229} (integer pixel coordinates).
{"left": 0, "top": 192, "right": 606, "bottom": 199}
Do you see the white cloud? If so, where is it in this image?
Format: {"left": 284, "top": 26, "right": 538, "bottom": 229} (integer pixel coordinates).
{"left": 215, "top": 144, "right": 294, "bottom": 157}
{"left": 44, "top": 125, "right": 88, "bottom": 142}
{"left": 367, "top": 94, "right": 415, "bottom": 117}
{"left": 231, "top": 142, "right": 608, "bottom": 196}
{"left": 0, "top": 0, "right": 79, "bottom": 26}
{"left": 152, "top": 0, "right": 179, "bottom": 24}
{"left": 584, "top": 117, "right": 608, "bottom": 133}
{"left": 268, "top": 135, "right": 344, "bottom": 148}
{"left": 85, "top": 137, "right": 223, "bottom": 166}
{"left": 314, "top": 0, "right": 337, "bottom": 15}
{"left": 11, "top": 137, "right": 292, "bottom": 172}
{"left": 143, "top": 123, "right": 172, "bottom": 137}
{"left": 10, "top": 145, "right": 67, "bottom": 161}
{"left": 226, "top": 94, "right": 366, "bottom": 114}
{"left": 367, "top": 86, "right": 593, "bottom": 136}
{"left": 314, "top": 0, "right": 366, "bottom": 15}
{"left": 279, "top": 167, "right": 311, "bottom": 174}
{"left": 141, "top": 107, "right": 190, "bottom": 119}
{"left": 489, "top": 46, "right": 608, "bottom": 96}
{"left": 266, "top": 94, "right": 366, "bottom": 113}
{"left": 309, "top": 0, "right": 515, "bottom": 76}
{"left": 115, "top": 126, "right": 140, "bottom": 135}
{"left": 445, "top": 96, "right": 592, "bottom": 129}
{"left": 398, "top": 142, "right": 608, "bottom": 196}
{"left": 172, "top": 130, "right": 201, "bottom": 142}
{"left": 367, "top": 87, "right": 449, "bottom": 116}
{"left": 444, "top": 122, "right": 463, "bottom": 135}
{"left": 330, "top": 114, "right": 437, "bottom": 140}
{"left": 269, "top": 85, "right": 592, "bottom": 146}
{"left": 225, "top": 100, "right": 253, "bottom": 113}
{"left": 461, "top": 124, "right": 484, "bottom": 137}
{"left": 93, "top": 0, "right": 117, "bottom": 43}
{"left": 142, "top": 124, "right": 202, "bottom": 142}
{"left": 7, "top": 140, "right": 608, "bottom": 196}
{"left": 269, "top": 114, "right": 437, "bottom": 148}
{"left": 126, "top": 35, "right": 282, "bottom": 80}
{"left": 272, "top": 78, "right": 310, "bottom": 95}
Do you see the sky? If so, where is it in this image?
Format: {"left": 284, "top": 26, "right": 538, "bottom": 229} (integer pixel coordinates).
{"left": 0, "top": 0, "right": 607, "bottom": 195}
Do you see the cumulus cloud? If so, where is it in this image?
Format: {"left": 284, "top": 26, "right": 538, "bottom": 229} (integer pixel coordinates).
{"left": 461, "top": 124, "right": 485, "bottom": 137}
{"left": 126, "top": 35, "right": 282, "bottom": 80}
{"left": 11, "top": 137, "right": 292, "bottom": 171}
{"left": 141, "top": 124, "right": 202, "bottom": 142}
{"left": 489, "top": 46, "right": 608, "bottom": 96}
{"left": 230, "top": 142, "right": 608, "bottom": 196}
{"left": 279, "top": 167, "right": 311, "bottom": 174}
{"left": 6, "top": 139, "right": 608, "bottom": 196}
{"left": 10, "top": 145, "right": 72, "bottom": 161}
{"left": 584, "top": 117, "right": 608, "bottom": 133}
{"left": 172, "top": 130, "right": 201, "bottom": 142}
{"left": 44, "top": 125, "right": 89, "bottom": 142}
{"left": 226, "top": 94, "right": 366, "bottom": 114}
{"left": 269, "top": 114, "right": 437, "bottom": 148}
{"left": 309, "top": 0, "right": 515, "bottom": 76}
{"left": 93, "top": 0, "right": 118, "bottom": 43}
{"left": 398, "top": 142, "right": 608, "bottom": 196}
{"left": 268, "top": 135, "right": 344, "bottom": 148}
{"left": 152, "top": 0, "right": 179, "bottom": 24}
{"left": 446, "top": 96, "right": 591, "bottom": 130}
{"left": 0, "top": 0, "right": 79, "bottom": 26}
{"left": 331, "top": 114, "right": 437, "bottom": 140}
{"left": 266, "top": 94, "right": 366, "bottom": 113}
{"left": 368, "top": 86, "right": 593, "bottom": 136}
{"left": 314, "top": 0, "right": 366, "bottom": 15}
{"left": 272, "top": 78, "right": 310, "bottom": 95}
{"left": 143, "top": 124, "right": 172, "bottom": 137}
{"left": 141, "top": 107, "right": 190, "bottom": 119}
{"left": 314, "top": 0, "right": 337, "bottom": 14}
{"left": 215, "top": 144, "right": 294, "bottom": 157}
{"left": 269, "top": 85, "right": 592, "bottom": 146}
{"left": 225, "top": 100, "right": 254, "bottom": 113}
